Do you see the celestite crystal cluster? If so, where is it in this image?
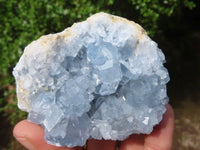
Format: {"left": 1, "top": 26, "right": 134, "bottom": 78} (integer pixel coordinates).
{"left": 13, "top": 13, "right": 170, "bottom": 147}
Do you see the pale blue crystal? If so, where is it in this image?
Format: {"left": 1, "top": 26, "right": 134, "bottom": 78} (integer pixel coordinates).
{"left": 13, "top": 13, "right": 169, "bottom": 147}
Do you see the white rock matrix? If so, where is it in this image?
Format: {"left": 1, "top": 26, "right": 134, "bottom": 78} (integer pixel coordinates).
{"left": 13, "top": 12, "right": 170, "bottom": 147}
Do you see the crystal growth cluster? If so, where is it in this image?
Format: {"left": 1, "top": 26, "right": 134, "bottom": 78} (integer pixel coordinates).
{"left": 13, "top": 13, "right": 170, "bottom": 147}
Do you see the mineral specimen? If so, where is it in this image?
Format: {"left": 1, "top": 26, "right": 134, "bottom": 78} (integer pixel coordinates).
{"left": 13, "top": 12, "right": 170, "bottom": 147}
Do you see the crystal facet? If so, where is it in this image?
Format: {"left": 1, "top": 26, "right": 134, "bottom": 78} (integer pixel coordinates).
{"left": 13, "top": 12, "right": 170, "bottom": 147}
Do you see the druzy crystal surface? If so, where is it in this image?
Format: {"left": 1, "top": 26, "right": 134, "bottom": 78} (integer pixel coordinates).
{"left": 13, "top": 12, "right": 170, "bottom": 147}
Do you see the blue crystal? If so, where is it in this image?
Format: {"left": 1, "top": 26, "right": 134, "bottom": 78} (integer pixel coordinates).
{"left": 13, "top": 13, "right": 169, "bottom": 147}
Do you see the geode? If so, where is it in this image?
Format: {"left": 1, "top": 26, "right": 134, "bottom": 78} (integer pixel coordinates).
{"left": 13, "top": 12, "right": 170, "bottom": 147}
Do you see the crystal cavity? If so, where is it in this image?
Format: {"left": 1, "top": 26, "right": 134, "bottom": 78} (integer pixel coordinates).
{"left": 13, "top": 12, "right": 170, "bottom": 147}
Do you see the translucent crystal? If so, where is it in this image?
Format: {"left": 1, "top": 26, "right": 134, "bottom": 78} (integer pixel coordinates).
{"left": 13, "top": 12, "right": 170, "bottom": 147}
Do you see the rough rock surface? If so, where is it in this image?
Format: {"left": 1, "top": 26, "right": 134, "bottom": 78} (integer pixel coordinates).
{"left": 13, "top": 12, "right": 170, "bottom": 147}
